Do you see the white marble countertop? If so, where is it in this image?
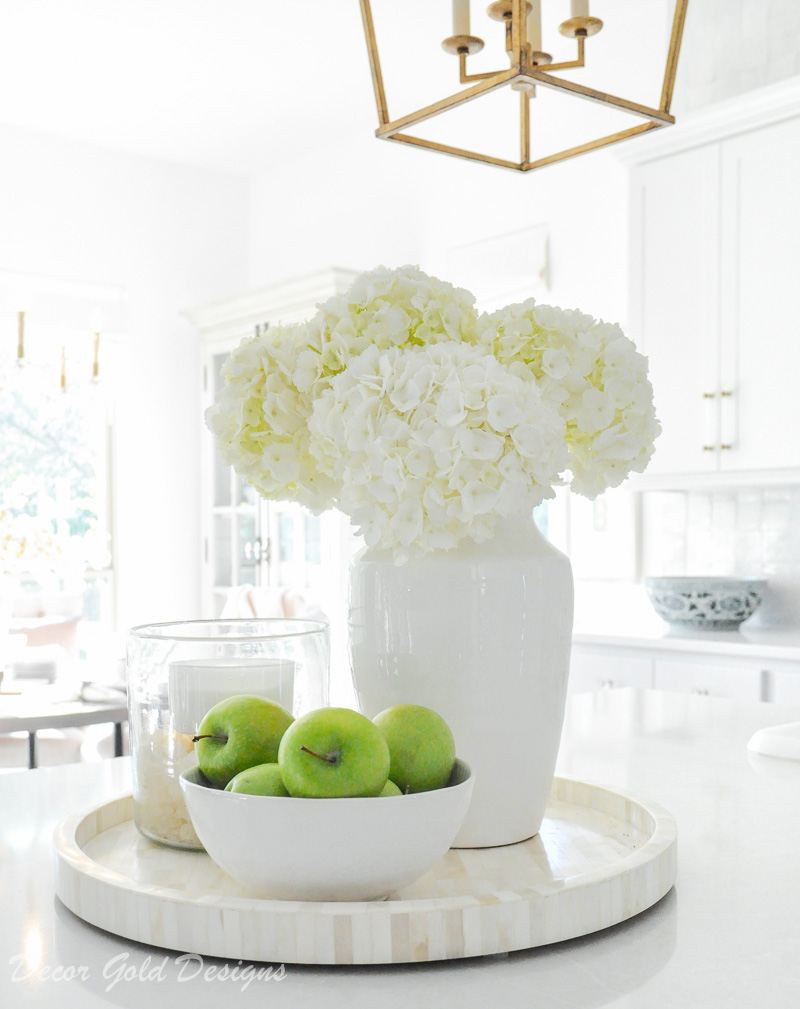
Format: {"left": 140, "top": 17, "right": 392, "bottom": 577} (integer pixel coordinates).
{"left": 573, "top": 620, "right": 800, "bottom": 662}
{"left": 2, "top": 688, "right": 800, "bottom": 1008}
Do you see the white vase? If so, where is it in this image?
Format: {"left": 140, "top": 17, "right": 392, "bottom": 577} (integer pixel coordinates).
{"left": 348, "top": 512, "right": 574, "bottom": 847}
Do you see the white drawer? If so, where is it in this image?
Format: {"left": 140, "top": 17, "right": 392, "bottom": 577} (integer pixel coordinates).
{"left": 767, "top": 663, "right": 800, "bottom": 705}
{"left": 653, "top": 659, "right": 765, "bottom": 702}
{"left": 569, "top": 650, "right": 653, "bottom": 695}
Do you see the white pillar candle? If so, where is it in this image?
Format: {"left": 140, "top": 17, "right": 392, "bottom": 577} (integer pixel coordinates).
{"left": 168, "top": 658, "right": 296, "bottom": 734}
{"left": 528, "top": 0, "right": 542, "bottom": 49}
{"left": 571, "top": 0, "right": 590, "bottom": 17}
{"left": 452, "top": 0, "right": 470, "bottom": 36}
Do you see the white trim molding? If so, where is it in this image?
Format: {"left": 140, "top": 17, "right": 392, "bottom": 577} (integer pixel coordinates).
{"left": 626, "top": 468, "right": 800, "bottom": 492}
{"left": 183, "top": 267, "right": 359, "bottom": 347}
{"left": 617, "top": 76, "right": 800, "bottom": 165}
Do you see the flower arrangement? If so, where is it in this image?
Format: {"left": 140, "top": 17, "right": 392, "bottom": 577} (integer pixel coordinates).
{"left": 207, "top": 266, "right": 659, "bottom": 563}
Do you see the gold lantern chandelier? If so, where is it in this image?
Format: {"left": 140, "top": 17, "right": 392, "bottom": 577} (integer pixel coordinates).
{"left": 359, "top": 0, "right": 689, "bottom": 173}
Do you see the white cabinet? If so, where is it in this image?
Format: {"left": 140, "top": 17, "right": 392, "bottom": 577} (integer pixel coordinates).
{"left": 628, "top": 108, "right": 800, "bottom": 482}
{"left": 653, "top": 658, "right": 766, "bottom": 702}
{"left": 185, "top": 269, "right": 358, "bottom": 619}
{"left": 569, "top": 648, "right": 653, "bottom": 695}
{"left": 572, "top": 639, "right": 800, "bottom": 703}
{"left": 769, "top": 664, "right": 800, "bottom": 706}
{"left": 630, "top": 145, "right": 720, "bottom": 476}
{"left": 718, "top": 117, "right": 800, "bottom": 472}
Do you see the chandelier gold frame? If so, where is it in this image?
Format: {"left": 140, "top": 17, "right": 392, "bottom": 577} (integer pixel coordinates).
{"left": 359, "top": 0, "right": 689, "bottom": 173}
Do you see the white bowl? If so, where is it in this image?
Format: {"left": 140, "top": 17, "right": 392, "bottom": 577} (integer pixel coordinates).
{"left": 179, "top": 760, "right": 474, "bottom": 901}
{"left": 644, "top": 576, "right": 767, "bottom": 629}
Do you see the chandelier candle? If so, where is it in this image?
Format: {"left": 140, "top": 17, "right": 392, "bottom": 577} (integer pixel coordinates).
{"left": 452, "top": 0, "right": 470, "bottom": 36}
{"left": 528, "top": 0, "right": 541, "bottom": 51}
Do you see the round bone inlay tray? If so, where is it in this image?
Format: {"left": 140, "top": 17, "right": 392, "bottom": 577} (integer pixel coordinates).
{"left": 53, "top": 777, "right": 677, "bottom": 965}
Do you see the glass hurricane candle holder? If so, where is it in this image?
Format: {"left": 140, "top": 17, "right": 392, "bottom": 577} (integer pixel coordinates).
{"left": 126, "top": 618, "right": 329, "bottom": 850}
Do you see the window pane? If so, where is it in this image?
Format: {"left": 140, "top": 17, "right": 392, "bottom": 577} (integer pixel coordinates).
{"left": 0, "top": 378, "right": 112, "bottom": 627}
{"left": 304, "top": 514, "right": 321, "bottom": 565}
{"left": 212, "top": 353, "right": 232, "bottom": 507}
{"left": 238, "top": 513, "right": 259, "bottom": 581}
{"left": 214, "top": 515, "right": 232, "bottom": 587}
{"left": 278, "top": 514, "right": 294, "bottom": 563}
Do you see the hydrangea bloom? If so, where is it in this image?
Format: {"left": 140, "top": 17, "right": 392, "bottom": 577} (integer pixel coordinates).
{"left": 475, "top": 300, "right": 660, "bottom": 497}
{"left": 315, "top": 264, "right": 477, "bottom": 359}
{"left": 206, "top": 266, "right": 660, "bottom": 562}
{"left": 308, "top": 343, "right": 567, "bottom": 563}
{"left": 205, "top": 266, "right": 478, "bottom": 512}
{"left": 204, "top": 322, "right": 337, "bottom": 511}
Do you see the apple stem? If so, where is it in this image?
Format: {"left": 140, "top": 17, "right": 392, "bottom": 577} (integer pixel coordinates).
{"left": 300, "top": 745, "right": 338, "bottom": 764}
{"left": 404, "top": 784, "right": 411, "bottom": 795}
{"left": 191, "top": 734, "right": 227, "bottom": 743}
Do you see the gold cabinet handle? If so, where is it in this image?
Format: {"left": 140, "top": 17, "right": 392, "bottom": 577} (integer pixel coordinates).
{"left": 720, "top": 389, "right": 734, "bottom": 449}
{"left": 702, "top": 392, "right": 716, "bottom": 452}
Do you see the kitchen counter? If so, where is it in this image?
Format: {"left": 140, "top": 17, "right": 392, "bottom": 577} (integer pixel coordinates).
{"left": 2, "top": 689, "right": 800, "bottom": 1008}
{"left": 573, "top": 621, "right": 800, "bottom": 662}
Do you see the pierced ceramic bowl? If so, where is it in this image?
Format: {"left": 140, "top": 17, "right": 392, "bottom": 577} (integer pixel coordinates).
{"left": 180, "top": 759, "right": 474, "bottom": 901}
{"left": 644, "top": 576, "right": 767, "bottom": 630}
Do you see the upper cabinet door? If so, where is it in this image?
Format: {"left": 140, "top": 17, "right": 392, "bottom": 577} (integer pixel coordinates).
{"left": 630, "top": 145, "right": 721, "bottom": 476}
{"left": 719, "top": 117, "right": 800, "bottom": 472}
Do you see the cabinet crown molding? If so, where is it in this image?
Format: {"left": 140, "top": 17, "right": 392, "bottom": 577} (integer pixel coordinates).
{"left": 617, "top": 76, "right": 800, "bottom": 165}
{"left": 183, "top": 267, "right": 359, "bottom": 343}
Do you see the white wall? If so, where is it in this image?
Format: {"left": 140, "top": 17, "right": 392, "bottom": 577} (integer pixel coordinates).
{"left": 248, "top": 131, "right": 631, "bottom": 327}
{"left": 0, "top": 124, "right": 249, "bottom": 631}
{"left": 674, "top": 0, "right": 800, "bottom": 114}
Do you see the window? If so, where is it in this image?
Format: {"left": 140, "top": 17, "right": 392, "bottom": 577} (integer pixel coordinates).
{"left": 1, "top": 272, "right": 124, "bottom": 655}
{"left": 1, "top": 371, "right": 113, "bottom": 632}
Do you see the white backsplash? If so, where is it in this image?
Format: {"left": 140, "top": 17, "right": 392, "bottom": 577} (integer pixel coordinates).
{"left": 674, "top": 0, "right": 800, "bottom": 114}
{"left": 642, "top": 487, "right": 800, "bottom": 628}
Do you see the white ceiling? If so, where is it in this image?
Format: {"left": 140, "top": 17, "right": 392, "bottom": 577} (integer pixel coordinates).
{"left": 0, "top": 1, "right": 672, "bottom": 178}
{"left": 0, "top": 0, "right": 382, "bottom": 176}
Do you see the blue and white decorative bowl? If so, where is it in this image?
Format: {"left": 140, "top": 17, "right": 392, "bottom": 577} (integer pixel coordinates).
{"left": 644, "top": 577, "right": 768, "bottom": 630}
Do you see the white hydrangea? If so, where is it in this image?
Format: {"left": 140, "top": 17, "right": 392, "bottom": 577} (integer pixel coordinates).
{"left": 206, "top": 267, "right": 661, "bottom": 561}
{"left": 475, "top": 300, "right": 660, "bottom": 497}
{"left": 204, "top": 322, "right": 337, "bottom": 511}
{"left": 314, "top": 264, "right": 477, "bottom": 358}
{"left": 308, "top": 342, "right": 568, "bottom": 563}
{"left": 205, "top": 266, "right": 478, "bottom": 513}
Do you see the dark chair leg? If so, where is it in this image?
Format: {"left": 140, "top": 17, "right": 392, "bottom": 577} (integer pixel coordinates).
{"left": 28, "top": 731, "right": 37, "bottom": 769}
{"left": 113, "top": 722, "right": 124, "bottom": 758}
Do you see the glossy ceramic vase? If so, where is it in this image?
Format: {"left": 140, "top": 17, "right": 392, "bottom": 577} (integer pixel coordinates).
{"left": 348, "top": 513, "right": 574, "bottom": 848}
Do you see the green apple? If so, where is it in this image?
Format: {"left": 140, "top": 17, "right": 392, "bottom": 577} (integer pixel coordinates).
{"left": 373, "top": 704, "right": 456, "bottom": 793}
{"left": 193, "top": 694, "right": 294, "bottom": 788}
{"left": 278, "top": 707, "right": 390, "bottom": 798}
{"left": 224, "top": 762, "right": 290, "bottom": 796}
{"left": 379, "top": 779, "right": 402, "bottom": 797}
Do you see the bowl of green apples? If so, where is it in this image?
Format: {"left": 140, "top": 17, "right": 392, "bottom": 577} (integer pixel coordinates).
{"left": 179, "top": 696, "right": 474, "bottom": 901}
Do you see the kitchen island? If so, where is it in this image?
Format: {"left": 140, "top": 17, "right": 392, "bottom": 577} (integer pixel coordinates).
{"left": 2, "top": 689, "right": 798, "bottom": 1008}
